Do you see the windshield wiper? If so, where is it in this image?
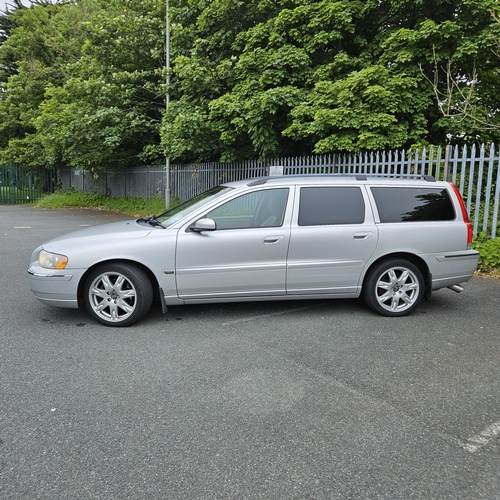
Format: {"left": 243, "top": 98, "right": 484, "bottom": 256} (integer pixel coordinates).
{"left": 138, "top": 215, "right": 165, "bottom": 228}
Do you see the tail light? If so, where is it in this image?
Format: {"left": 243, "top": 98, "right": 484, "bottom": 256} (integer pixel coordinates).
{"left": 449, "top": 183, "right": 473, "bottom": 247}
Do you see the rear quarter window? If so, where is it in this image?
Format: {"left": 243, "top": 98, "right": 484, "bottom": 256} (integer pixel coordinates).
{"left": 371, "top": 187, "right": 455, "bottom": 222}
{"left": 298, "top": 187, "right": 365, "bottom": 226}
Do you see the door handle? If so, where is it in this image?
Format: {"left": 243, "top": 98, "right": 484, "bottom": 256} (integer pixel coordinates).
{"left": 264, "top": 235, "right": 285, "bottom": 245}
{"left": 353, "top": 232, "right": 373, "bottom": 240}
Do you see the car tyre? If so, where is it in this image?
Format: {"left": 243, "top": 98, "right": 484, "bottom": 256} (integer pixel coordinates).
{"left": 84, "top": 263, "right": 153, "bottom": 327}
{"left": 363, "top": 258, "right": 424, "bottom": 317}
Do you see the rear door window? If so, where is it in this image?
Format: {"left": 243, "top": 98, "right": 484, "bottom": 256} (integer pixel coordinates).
{"left": 371, "top": 187, "right": 455, "bottom": 222}
{"left": 298, "top": 187, "right": 365, "bottom": 226}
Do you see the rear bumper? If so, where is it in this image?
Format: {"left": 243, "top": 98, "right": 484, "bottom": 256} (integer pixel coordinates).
{"left": 425, "top": 249, "right": 480, "bottom": 290}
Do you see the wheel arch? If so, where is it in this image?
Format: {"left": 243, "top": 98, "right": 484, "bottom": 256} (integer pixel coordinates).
{"left": 362, "top": 252, "right": 431, "bottom": 291}
{"left": 77, "top": 259, "right": 160, "bottom": 306}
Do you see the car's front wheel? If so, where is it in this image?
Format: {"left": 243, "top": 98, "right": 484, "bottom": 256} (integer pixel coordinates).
{"left": 83, "top": 263, "right": 153, "bottom": 327}
{"left": 363, "top": 259, "right": 424, "bottom": 317}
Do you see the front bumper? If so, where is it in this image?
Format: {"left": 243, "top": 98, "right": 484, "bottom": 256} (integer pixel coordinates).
{"left": 28, "top": 264, "right": 85, "bottom": 309}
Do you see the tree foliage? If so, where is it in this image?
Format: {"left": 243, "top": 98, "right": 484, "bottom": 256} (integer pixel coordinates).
{"left": 1, "top": 0, "right": 500, "bottom": 169}
{"left": 0, "top": 0, "right": 165, "bottom": 169}
{"left": 164, "top": 0, "right": 500, "bottom": 161}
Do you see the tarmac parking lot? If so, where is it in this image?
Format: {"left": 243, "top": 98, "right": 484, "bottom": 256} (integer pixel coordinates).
{"left": 1, "top": 205, "right": 499, "bottom": 499}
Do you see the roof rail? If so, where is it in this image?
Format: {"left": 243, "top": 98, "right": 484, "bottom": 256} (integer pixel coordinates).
{"left": 355, "top": 174, "right": 436, "bottom": 181}
{"left": 246, "top": 173, "right": 436, "bottom": 185}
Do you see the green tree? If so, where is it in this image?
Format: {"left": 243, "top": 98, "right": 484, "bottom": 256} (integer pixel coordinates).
{"left": 0, "top": 0, "right": 165, "bottom": 169}
{"left": 0, "top": 1, "right": 91, "bottom": 164}
{"left": 165, "top": 0, "right": 500, "bottom": 160}
{"left": 420, "top": 3, "right": 500, "bottom": 139}
{"left": 162, "top": 0, "right": 283, "bottom": 162}
{"left": 34, "top": 0, "right": 165, "bottom": 170}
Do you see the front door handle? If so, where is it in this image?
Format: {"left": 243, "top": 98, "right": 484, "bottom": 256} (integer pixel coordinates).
{"left": 264, "top": 235, "right": 285, "bottom": 245}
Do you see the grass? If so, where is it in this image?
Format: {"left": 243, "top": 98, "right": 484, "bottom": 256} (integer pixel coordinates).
{"left": 35, "top": 189, "right": 171, "bottom": 217}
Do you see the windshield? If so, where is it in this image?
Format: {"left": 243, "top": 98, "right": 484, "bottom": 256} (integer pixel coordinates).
{"left": 155, "top": 185, "right": 233, "bottom": 227}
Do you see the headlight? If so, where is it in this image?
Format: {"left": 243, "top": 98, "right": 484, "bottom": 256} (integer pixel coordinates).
{"left": 38, "top": 250, "right": 69, "bottom": 269}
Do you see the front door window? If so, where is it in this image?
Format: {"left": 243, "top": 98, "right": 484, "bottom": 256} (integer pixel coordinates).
{"left": 206, "top": 188, "right": 289, "bottom": 229}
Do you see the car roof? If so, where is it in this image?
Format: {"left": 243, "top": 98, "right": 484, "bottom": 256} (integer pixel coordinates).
{"left": 222, "top": 174, "right": 444, "bottom": 189}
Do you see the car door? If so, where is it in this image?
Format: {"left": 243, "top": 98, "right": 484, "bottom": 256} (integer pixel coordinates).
{"left": 286, "top": 185, "right": 378, "bottom": 295}
{"left": 175, "top": 187, "right": 292, "bottom": 299}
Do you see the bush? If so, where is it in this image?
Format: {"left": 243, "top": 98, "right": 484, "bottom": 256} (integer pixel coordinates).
{"left": 472, "top": 234, "right": 500, "bottom": 274}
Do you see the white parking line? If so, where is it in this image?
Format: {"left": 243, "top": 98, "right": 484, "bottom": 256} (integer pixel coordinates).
{"left": 459, "top": 420, "right": 500, "bottom": 453}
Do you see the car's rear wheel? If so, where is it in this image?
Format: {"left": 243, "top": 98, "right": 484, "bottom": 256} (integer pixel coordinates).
{"left": 84, "top": 263, "right": 153, "bottom": 327}
{"left": 363, "top": 259, "right": 424, "bottom": 317}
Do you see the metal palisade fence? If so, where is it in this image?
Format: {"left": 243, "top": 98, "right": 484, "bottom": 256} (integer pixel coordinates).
{"left": 6, "top": 143, "right": 500, "bottom": 239}
{"left": 169, "top": 144, "right": 500, "bottom": 238}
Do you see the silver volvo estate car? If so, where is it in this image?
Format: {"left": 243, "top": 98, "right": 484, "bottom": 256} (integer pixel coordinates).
{"left": 28, "top": 175, "right": 480, "bottom": 326}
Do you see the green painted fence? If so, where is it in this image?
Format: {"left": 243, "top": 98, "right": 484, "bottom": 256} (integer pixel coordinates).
{"left": 0, "top": 165, "right": 57, "bottom": 204}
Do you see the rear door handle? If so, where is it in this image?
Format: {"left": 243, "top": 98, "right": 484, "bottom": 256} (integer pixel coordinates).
{"left": 264, "top": 235, "right": 285, "bottom": 245}
{"left": 353, "top": 232, "right": 373, "bottom": 240}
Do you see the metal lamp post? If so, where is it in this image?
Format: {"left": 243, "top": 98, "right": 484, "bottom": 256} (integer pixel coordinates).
{"left": 165, "top": 0, "right": 171, "bottom": 208}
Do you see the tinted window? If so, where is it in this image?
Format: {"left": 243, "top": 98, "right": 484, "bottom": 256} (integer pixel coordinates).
{"left": 298, "top": 187, "right": 365, "bottom": 226}
{"left": 371, "top": 187, "right": 455, "bottom": 222}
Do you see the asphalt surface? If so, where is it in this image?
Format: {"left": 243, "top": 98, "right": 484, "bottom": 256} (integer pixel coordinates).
{"left": 1, "top": 204, "right": 499, "bottom": 499}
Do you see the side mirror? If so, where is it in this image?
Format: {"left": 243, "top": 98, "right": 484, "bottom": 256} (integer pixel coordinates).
{"left": 191, "top": 218, "right": 216, "bottom": 232}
